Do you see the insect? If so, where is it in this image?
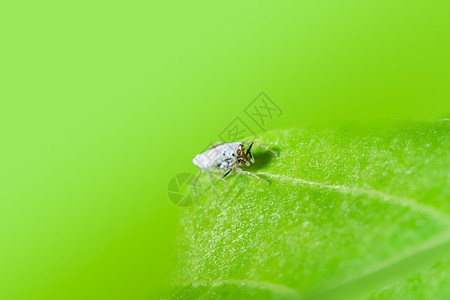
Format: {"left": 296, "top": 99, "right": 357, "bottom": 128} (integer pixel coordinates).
{"left": 192, "top": 142, "right": 278, "bottom": 205}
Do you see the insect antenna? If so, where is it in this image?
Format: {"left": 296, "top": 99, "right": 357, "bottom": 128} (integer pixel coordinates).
{"left": 246, "top": 142, "right": 255, "bottom": 163}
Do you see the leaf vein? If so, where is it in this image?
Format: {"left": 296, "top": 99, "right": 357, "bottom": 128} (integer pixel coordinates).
{"left": 257, "top": 171, "right": 450, "bottom": 223}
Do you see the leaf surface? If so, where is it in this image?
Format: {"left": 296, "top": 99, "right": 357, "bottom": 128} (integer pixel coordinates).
{"left": 170, "top": 121, "right": 450, "bottom": 299}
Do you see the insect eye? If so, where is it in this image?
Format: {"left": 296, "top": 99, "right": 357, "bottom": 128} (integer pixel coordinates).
{"left": 232, "top": 153, "right": 235, "bottom": 156}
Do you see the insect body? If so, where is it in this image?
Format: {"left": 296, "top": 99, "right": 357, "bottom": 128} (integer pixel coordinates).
{"left": 192, "top": 142, "right": 278, "bottom": 205}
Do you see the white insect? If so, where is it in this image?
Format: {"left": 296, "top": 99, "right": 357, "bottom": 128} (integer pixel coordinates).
{"left": 192, "top": 142, "right": 278, "bottom": 204}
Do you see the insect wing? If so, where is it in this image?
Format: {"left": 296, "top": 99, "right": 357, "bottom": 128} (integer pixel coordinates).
{"left": 192, "top": 147, "right": 222, "bottom": 169}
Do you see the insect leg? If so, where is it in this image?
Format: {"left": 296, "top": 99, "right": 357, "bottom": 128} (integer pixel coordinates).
{"left": 250, "top": 142, "right": 278, "bottom": 157}
{"left": 235, "top": 167, "right": 270, "bottom": 185}
{"left": 208, "top": 172, "right": 221, "bottom": 206}
{"left": 222, "top": 169, "right": 233, "bottom": 202}
{"left": 192, "top": 170, "right": 203, "bottom": 200}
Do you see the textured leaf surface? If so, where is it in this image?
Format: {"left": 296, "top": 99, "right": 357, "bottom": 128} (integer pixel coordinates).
{"left": 169, "top": 121, "right": 450, "bottom": 299}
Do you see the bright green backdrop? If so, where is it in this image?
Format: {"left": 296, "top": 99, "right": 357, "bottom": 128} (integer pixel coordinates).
{"left": 1, "top": 1, "right": 449, "bottom": 299}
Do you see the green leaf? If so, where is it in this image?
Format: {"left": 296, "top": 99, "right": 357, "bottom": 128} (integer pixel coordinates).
{"left": 169, "top": 120, "right": 450, "bottom": 299}
{"left": 368, "top": 259, "right": 450, "bottom": 300}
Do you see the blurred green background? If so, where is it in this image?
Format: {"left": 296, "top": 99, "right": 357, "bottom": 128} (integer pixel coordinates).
{"left": 0, "top": 1, "right": 449, "bottom": 299}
